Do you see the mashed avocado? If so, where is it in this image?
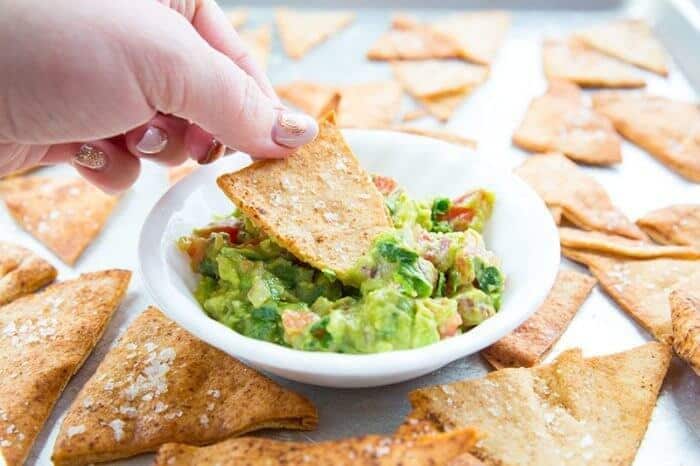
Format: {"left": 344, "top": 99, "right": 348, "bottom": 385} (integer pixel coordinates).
{"left": 179, "top": 177, "right": 504, "bottom": 354}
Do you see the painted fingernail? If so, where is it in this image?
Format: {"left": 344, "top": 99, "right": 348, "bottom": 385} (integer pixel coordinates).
{"left": 198, "top": 139, "right": 226, "bottom": 165}
{"left": 73, "top": 144, "right": 107, "bottom": 170}
{"left": 272, "top": 111, "right": 318, "bottom": 148}
{"left": 136, "top": 126, "right": 168, "bottom": 154}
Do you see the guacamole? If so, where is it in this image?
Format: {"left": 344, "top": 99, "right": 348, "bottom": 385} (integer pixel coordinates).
{"left": 178, "top": 176, "right": 504, "bottom": 354}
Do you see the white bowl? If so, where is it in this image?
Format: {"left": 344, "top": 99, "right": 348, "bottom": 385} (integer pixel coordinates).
{"left": 139, "top": 129, "right": 559, "bottom": 388}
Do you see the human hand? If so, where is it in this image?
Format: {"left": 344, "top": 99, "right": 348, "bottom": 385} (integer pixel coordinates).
{"left": 0, "top": 0, "right": 318, "bottom": 192}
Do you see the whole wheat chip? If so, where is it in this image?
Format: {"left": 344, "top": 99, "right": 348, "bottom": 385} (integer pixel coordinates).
{"left": 0, "top": 177, "right": 118, "bottom": 264}
{"left": 0, "top": 242, "right": 56, "bottom": 305}
{"left": 337, "top": 81, "right": 403, "bottom": 128}
{"left": 515, "top": 153, "right": 645, "bottom": 239}
{"left": 482, "top": 268, "right": 596, "bottom": 368}
{"left": 0, "top": 270, "right": 130, "bottom": 466}
{"left": 275, "top": 8, "right": 355, "bottom": 59}
{"left": 431, "top": 11, "right": 511, "bottom": 65}
{"left": 227, "top": 8, "right": 248, "bottom": 29}
{"left": 389, "top": 126, "right": 477, "bottom": 149}
{"left": 367, "top": 20, "right": 461, "bottom": 60}
{"left": 562, "top": 249, "right": 700, "bottom": 343}
{"left": 575, "top": 20, "right": 668, "bottom": 76}
{"left": 168, "top": 159, "right": 199, "bottom": 185}
{"left": 419, "top": 89, "right": 471, "bottom": 122}
{"left": 392, "top": 60, "right": 488, "bottom": 99}
{"left": 543, "top": 38, "right": 645, "bottom": 88}
{"left": 217, "top": 114, "right": 391, "bottom": 278}
{"left": 154, "top": 428, "right": 479, "bottom": 466}
{"left": 52, "top": 307, "right": 317, "bottom": 465}
{"left": 559, "top": 227, "right": 700, "bottom": 259}
{"left": 670, "top": 289, "right": 700, "bottom": 375}
{"left": 593, "top": 92, "right": 700, "bottom": 182}
{"left": 240, "top": 25, "right": 272, "bottom": 71}
{"left": 275, "top": 81, "right": 341, "bottom": 119}
{"left": 513, "top": 80, "right": 621, "bottom": 165}
{"left": 407, "top": 342, "right": 671, "bottom": 466}
{"left": 636, "top": 204, "right": 700, "bottom": 247}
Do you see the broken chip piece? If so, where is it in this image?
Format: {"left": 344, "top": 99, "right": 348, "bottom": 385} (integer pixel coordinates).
{"left": 275, "top": 8, "right": 355, "bottom": 59}
{"left": 636, "top": 204, "right": 700, "bottom": 248}
{"left": 669, "top": 289, "right": 700, "bottom": 375}
{"left": 0, "top": 242, "right": 56, "bottom": 305}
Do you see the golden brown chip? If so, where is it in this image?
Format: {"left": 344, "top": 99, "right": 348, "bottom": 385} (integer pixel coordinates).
{"left": 0, "top": 242, "right": 56, "bottom": 305}
{"left": 337, "top": 81, "right": 403, "bottom": 128}
{"left": 482, "top": 268, "right": 596, "bottom": 368}
{"left": 550, "top": 206, "right": 563, "bottom": 225}
{"left": 0, "top": 270, "right": 130, "bottom": 466}
{"left": 419, "top": 89, "right": 472, "bottom": 122}
{"left": 543, "top": 38, "right": 646, "bottom": 88}
{"left": 408, "top": 342, "right": 671, "bottom": 466}
{"left": 636, "top": 205, "right": 700, "bottom": 247}
{"left": 217, "top": 114, "right": 391, "bottom": 278}
{"left": 168, "top": 159, "right": 199, "bottom": 185}
{"left": 513, "top": 80, "right": 621, "bottom": 165}
{"left": 392, "top": 60, "right": 488, "bottom": 99}
{"left": 575, "top": 20, "right": 668, "bottom": 76}
{"left": 0, "top": 177, "right": 118, "bottom": 265}
{"left": 431, "top": 11, "right": 511, "bottom": 65}
{"left": 275, "top": 8, "right": 355, "bottom": 59}
{"left": 559, "top": 227, "right": 700, "bottom": 259}
{"left": 515, "top": 153, "right": 645, "bottom": 239}
{"left": 51, "top": 307, "right": 317, "bottom": 465}
{"left": 240, "top": 25, "right": 272, "bottom": 71}
{"left": 227, "top": 8, "right": 248, "bottom": 29}
{"left": 367, "top": 20, "right": 461, "bottom": 60}
{"left": 389, "top": 126, "right": 477, "bottom": 149}
{"left": 275, "top": 81, "right": 341, "bottom": 119}
{"left": 154, "top": 428, "right": 480, "bottom": 466}
{"left": 670, "top": 289, "right": 700, "bottom": 375}
{"left": 593, "top": 92, "right": 700, "bottom": 182}
{"left": 562, "top": 249, "right": 700, "bottom": 343}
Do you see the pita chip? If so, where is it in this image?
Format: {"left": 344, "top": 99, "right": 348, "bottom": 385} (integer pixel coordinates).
{"left": 367, "top": 19, "right": 461, "bottom": 60}
{"left": 392, "top": 60, "right": 488, "bottom": 99}
{"left": 419, "top": 89, "right": 472, "bottom": 122}
{"left": 402, "top": 108, "right": 428, "bottom": 122}
{"left": 593, "top": 92, "right": 700, "bottom": 182}
{"left": 550, "top": 206, "right": 563, "bottom": 225}
{"left": 513, "top": 80, "right": 621, "bottom": 165}
{"left": 0, "top": 177, "right": 118, "bottom": 264}
{"left": 0, "top": 242, "right": 56, "bottom": 305}
{"left": 240, "top": 25, "right": 272, "bottom": 71}
{"left": 390, "top": 126, "right": 477, "bottom": 149}
{"left": 228, "top": 8, "right": 248, "bottom": 29}
{"left": 563, "top": 249, "right": 700, "bottom": 343}
{"left": 515, "top": 153, "right": 646, "bottom": 239}
{"left": 670, "top": 289, "right": 700, "bottom": 375}
{"left": 482, "top": 268, "right": 596, "bottom": 368}
{"left": 52, "top": 307, "right": 317, "bottom": 465}
{"left": 337, "top": 81, "right": 403, "bottom": 128}
{"left": 636, "top": 204, "right": 700, "bottom": 248}
{"left": 217, "top": 114, "right": 391, "bottom": 278}
{"left": 575, "top": 20, "right": 668, "bottom": 76}
{"left": 275, "top": 81, "right": 341, "bottom": 119}
{"left": 154, "top": 428, "right": 479, "bottom": 466}
{"left": 432, "top": 11, "right": 511, "bottom": 65}
{"left": 168, "top": 159, "right": 199, "bottom": 185}
{"left": 407, "top": 342, "right": 671, "bottom": 466}
{"left": 0, "top": 270, "right": 130, "bottom": 466}
{"left": 543, "top": 38, "right": 646, "bottom": 88}
{"left": 275, "top": 8, "right": 355, "bottom": 59}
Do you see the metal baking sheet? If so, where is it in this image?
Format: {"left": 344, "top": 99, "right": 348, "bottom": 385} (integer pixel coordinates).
{"left": 1, "top": 1, "right": 697, "bottom": 464}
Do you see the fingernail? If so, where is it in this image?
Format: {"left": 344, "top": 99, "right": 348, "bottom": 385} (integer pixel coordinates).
{"left": 198, "top": 139, "right": 226, "bottom": 165}
{"left": 272, "top": 111, "right": 318, "bottom": 148}
{"left": 73, "top": 144, "right": 107, "bottom": 170}
{"left": 136, "top": 126, "right": 168, "bottom": 154}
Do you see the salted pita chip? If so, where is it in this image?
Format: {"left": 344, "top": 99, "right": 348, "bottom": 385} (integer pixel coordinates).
{"left": 52, "top": 307, "right": 317, "bottom": 465}
{"left": 575, "top": 20, "right": 668, "bottom": 76}
{"left": 0, "top": 242, "right": 56, "bottom": 305}
{"left": 670, "top": 289, "right": 700, "bottom": 375}
{"left": 168, "top": 159, "right": 199, "bottom": 185}
{"left": 562, "top": 249, "right": 700, "bottom": 342}
{"left": 154, "top": 428, "right": 479, "bottom": 466}
{"left": 408, "top": 342, "right": 671, "bottom": 466}
{"left": 637, "top": 204, "right": 700, "bottom": 248}
{"left": 432, "top": 11, "right": 511, "bottom": 65}
{"left": 419, "top": 89, "right": 471, "bottom": 122}
{"left": 275, "top": 81, "right": 341, "bottom": 119}
{"left": 217, "top": 114, "right": 391, "bottom": 277}
{"left": 390, "top": 126, "right": 477, "bottom": 149}
{"left": 482, "top": 268, "right": 596, "bottom": 368}
{"left": 337, "top": 81, "right": 403, "bottom": 128}
{"left": 275, "top": 8, "right": 355, "bottom": 59}
{"left": 559, "top": 227, "right": 700, "bottom": 259}
{"left": 392, "top": 60, "right": 488, "bottom": 99}
{"left": 593, "top": 92, "right": 700, "bottom": 182}
{"left": 228, "top": 8, "right": 248, "bottom": 29}
{"left": 0, "top": 177, "right": 118, "bottom": 264}
{"left": 543, "top": 38, "right": 645, "bottom": 88}
{"left": 367, "top": 20, "right": 461, "bottom": 60}
{"left": 513, "top": 80, "right": 621, "bottom": 165}
{"left": 549, "top": 206, "right": 563, "bottom": 225}
{"left": 240, "top": 25, "right": 272, "bottom": 71}
{"left": 0, "top": 270, "right": 130, "bottom": 466}
{"left": 515, "top": 153, "right": 645, "bottom": 239}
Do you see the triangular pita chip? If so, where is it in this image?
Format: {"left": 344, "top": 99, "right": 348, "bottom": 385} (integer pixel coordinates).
{"left": 168, "top": 159, "right": 199, "bottom": 185}
{"left": 52, "top": 307, "right": 317, "bottom": 465}
{"left": 575, "top": 20, "right": 668, "bottom": 76}
{"left": 670, "top": 289, "right": 700, "bottom": 375}
{"left": 154, "top": 428, "right": 480, "bottom": 466}
{"left": 392, "top": 60, "right": 488, "bottom": 98}
{"left": 390, "top": 126, "right": 477, "bottom": 149}
{"left": 227, "top": 8, "right": 248, "bottom": 29}
{"left": 217, "top": 114, "right": 391, "bottom": 277}
{"left": 593, "top": 92, "right": 700, "bottom": 182}
{"left": 0, "top": 177, "right": 118, "bottom": 264}
{"left": 559, "top": 227, "right": 700, "bottom": 259}
{"left": 562, "top": 249, "right": 700, "bottom": 342}
{"left": 636, "top": 204, "right": 700, "bottom": 247}
{"left": 515, "top": 153, "right": 645, "bottom": 239}
{"left": 0, "top": 242, "right": 56, "bottom": 305}
{"left": 549, "top": 206, "right": 563, "bottom": 225}
{"left": 0, "top": 270, "right": 130, "bottom": 466}
{"left": 543, "top": 38, "right": 645, "bottom": 88}
{"left": 366, "top": 19, "right": 461, "bottom": 60}
{"left": 240, "top": 25, "right": 272, "bottom": 71}
{"left": 513, "top": 80, "right": 621, "bottom": 165}
{"left": 482, "top": 268, "right": 596, "bottom": 368}
{"left": 419, "top": 89, "right": 472, "bottom": 122}
{"left": 275, "top": 8, "right": 355, "bottom": 59}
{"left": 275, "top": 81, "right": 341, "bottom": 119}
{"left": 407, "top": 342, "right": 671, "bottom": 466}
{"left": 431, "top": 11, "right": 511, "bottom": 65}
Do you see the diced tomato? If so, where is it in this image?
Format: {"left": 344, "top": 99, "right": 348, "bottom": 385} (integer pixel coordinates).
{"left": 195, "top": 221, "right": 240, "bottom": 242}
{"left": 183, "top": 236, "right": 208, "bottom": 268}
{"left": 438, "top": 312, "right": 463, "bottom": 338}
{"left": 373, "top": 175, "right": 398, "bottom": 196}
{"left": 282, "top": 310, "right": 319, "bottom": 335}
